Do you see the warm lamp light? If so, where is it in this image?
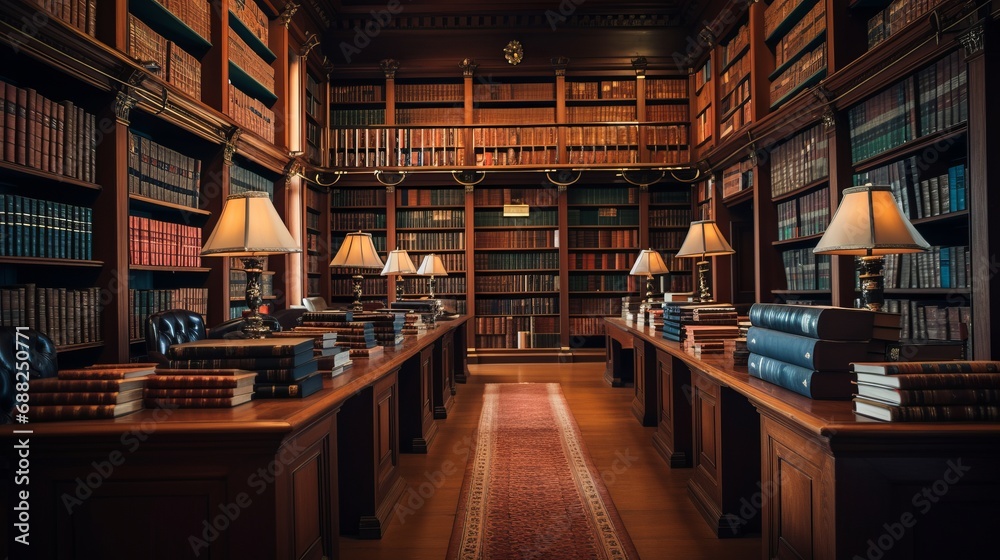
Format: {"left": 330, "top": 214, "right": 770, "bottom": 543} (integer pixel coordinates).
{"left": 201, "top": 191, "right": 301, "bottom": 338}
{"left": 813, "top": 184, "right": 929, "bottom": 311}
{"left": 675, "top": 220, "right": 735, "bottom": 302}
{"left": 331, "top": 231, "right": 385, "bottom": 312}
{"left": 629, "top": 249, "right": 670, "bottom": 301}
{"left": 416, "top": 253, "right": 448, "bottom": 299}
{"left": 381, "top": 248, "right": 417, "bottom": 300}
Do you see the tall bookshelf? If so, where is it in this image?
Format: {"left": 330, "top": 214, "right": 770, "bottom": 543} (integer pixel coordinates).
{"left": 0, "top": 0, "right": 297, "bottom": 363}
{"left": 472, "top": 186, "right": 561, "bottom": 351}
{"left": 305, "top": 184, "right": 330, "bottom": 301}
{"left": 566, "top": 186, "right": 640, "bottom": 347}
{"left": 226, "top": 158, "right": 279, "bottom": 319}
{"left": 647, "top": 184, "right": 695, "bottom": 295}
{"left": 718, "top": 19, "right": 753, "bottom": 140}
{"left": 764, "top": 0, "right": 828, "bottom": 110}
{"left": 395, "top": 185, "right": 467, "bottom": 311}
{"left": 328, "top": 187, "right": 389, "bottom": 308}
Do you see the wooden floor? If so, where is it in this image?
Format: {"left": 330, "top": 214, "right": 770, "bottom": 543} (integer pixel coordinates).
{"left": 339, "top": 362, "right": 762, "bottom": 559}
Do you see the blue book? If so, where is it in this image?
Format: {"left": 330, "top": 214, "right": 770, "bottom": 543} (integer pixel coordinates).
{"left": 746, "top": 326, "right": 875, "bottom": 371}
{"left": 747, "top": 353, "right": 855, "bottom": 399}
{"left": 948, "top": 165, "right": 958, "bottom": 214}
{"left": 748, "top": 303, "right": 875, "bottom": 340}
{"left": 940, "top": 247, "right": 951, "bottom": 289}
{"left": 955, "top": 165, "right": 966, "bottom": 211}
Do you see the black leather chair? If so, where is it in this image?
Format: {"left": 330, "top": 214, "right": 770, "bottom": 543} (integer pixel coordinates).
{"left": 145, "top": 309, "right": 207, "bottom": 365}
{"left": 1, "top": 328, "right": 58, "bottom": 423}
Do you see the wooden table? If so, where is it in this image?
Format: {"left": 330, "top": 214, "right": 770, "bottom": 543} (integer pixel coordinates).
{"left": 603, "top": 317, "right": 634, "bottom": 387}
{"left": 0, "top": 317, "right": 468, "bottom": 559}
{"left": 605, "top": 318, "right": 1000, "bottom": 557}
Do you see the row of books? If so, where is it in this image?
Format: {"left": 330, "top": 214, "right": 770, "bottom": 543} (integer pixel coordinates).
{"left": 848, "top": 77, "right": 914, "bottom": 164}
{"left": 229, "top": 269, "right": 274, "bottom": 298}
{"left": 663, "top": 255, "right": 692, "bottom": 272}
{"left": 127, "top": 131, "right": 202, "bottom": 209}
{"left": 647, "top": 105, "right": 689, "bottom": 123}
{"left": 305, "top": 233, "right": 326, "bottom": 254}
{"left": 330, "top": 188, "right": 386, "bottom": 206}
{"left": 693, "top": 104, "right": 712, "bottom": 146}
{"left": 475, "top": 209, "right": 558, "bottom": 226}
{"left": 769, "top": 42, "right": 826, "bottom": 107}
{"left": 305, "top": 74, "right": 323, "bottom": 119}
{"left": 0, "top": 194, "right": 92, "bottom": 260}
{"left": 473, "top": 108, "right": 555, "bottom": 125}
{"left": 569, "top": 297, "right": 622, "bottom": 315}
{"left": 412, "top": 251, "right": 465, "bottom": 271}
{"left": 651, "top": 190, "right": 691, "bottom": 205}
{"left": 475, "top": 274, "right": 558, "bottom": 293}
{"left": 332, "top": 233, "right": 387, "bottom": 252}
{"left": 645, "top": 79, "right": 688, "bottom": 100}
{"left": 564, "top": 148, "right": 641, "bottom": 165}
{"left": 229, "top": 86, "right": 275, "bottom": 143}
{"left": 408, "top": 277, "right": 466, "bottom": 294}
{"left": 395, "top": 83, "right": 463, "bottom": 102}
{"left": 884, "top": 299, "right": 969, "bottom": 344}
{"left": 30, "top": 0, "right": 96, "bottom": 37}
{"left": 396, "top": 128, "right": 466, "bottom": 150}
{"left": 1, "top": 284, "right": 102, "bottom": 347}
{"left": 719, "top": 91, "right": 751, "bottom": 139}
{"left": 867, "top": 0, "right": 948, "bottom": 51}
{"left": 230, "top": 0, "right": 269, "bottom": 46}
{"left": 474, "top": 251, "right": 560, "bottom": 270}
{"left": 567, "top": 252, "right": 636, "bottom": 270}
{"left": 473, "top": 188, "right": 557, "bottom": 206}
{"left": 331, "top": 84, "right": 384, "bottom": 103}
{"left": 566, "top": 80, "right": 637, "bottom": 100}
{"left": 776, "top": 186, "right": 830, "bottom": 241}
{"left": 694, "top": 59, "right": 712, "bottom": 93}
{"left": 1, "top": 80, "right": 96, "bottom": 181}
{"left": 649, "top": 208, "right": 692, "bottom": 227}
{"left": 474, "top": 127, "right": 557, "bottom": 147}
{"left": 917, "top": 50, "right": 968, "bottom": 136}
{"left": 569, "top": 317, "right": 607, "bottom": 336}
{"left": 473, "top": 83, "right": 555, "bottom": 102}
{"left": 396, "top": 188, "right": 465, "bottom": 206}
{"left": 396, "top": 209, "right": 465, "bottom": 228}
{"left": 228, "top": 27, "right": 275, "bottom": 95}
{"left": 566, "top": 125, "right": 640, "bottom": 146}
{"left": 330, "top": 109, "right": 386, "bottom": 127}
{"left": 127, "top": 215, "right": 202, "bottom": 268}
{"left": 28, "top": 365, "right": 154, "bottom": 421}
{"left": 719, "top": 21, "right": 749, "bottom": 70}
{"left": 127, "top": 15, "right": 201, "bottom": 100}
{"left": 567, "top": 229, "right": 639, "bottom": 248}
{"left": 330, "top": 212, "right": 387, "bottom": 229}
{"left": 568, "top": 275, "right": 634, "bottom": 292}
{"left": 650, "top": 229, "right": 689, "bottom": 248}
{"left": 128, "top": 288, "right": 208, "bottom": 341}
{"left": 230, "top": 163, "right": 274, "bottom": 197}
{"left": 568, "top": 205, "right": 639, "bottom": 226}
{"left": 474, "top": 297, "right": 559, "bottom": 316}
{"left": 330, "top": 277, "right": 386, "bottom": 295}
{"left": 854, "top": 156, "right": 967, "bottom": 220}
{"left": 475, "top": 229, "right": 559, "bottom": 249}
{"left": 395, "top": 231, "right": 465, "bottom": 251}
{"left": 718, "top": 51, "right": 750, "bottom": 99}
{"left": 721, "top": 159, "right": 754, "bottom": 199}
{"left": 763, "top": 0, "right": 808, "bottom": 38}
{"left": 781, "top": 248, "right": 832, "bottom": 291}
{"left": 396, "top": 108, "right": 465, "bottom": 126}
{"left": 159, "top": 0, "right": 210, "bottom": 42}
{"left": 566, "top": 106, "right": 637, "bottom": 123}
{"left": 773, "top": 0, "right": 825, "bottom": 69}
{"left": 770, "top": 123, "right": 829, "bottom": 198}
{"left": 882, "top": 244, "right": 969, "bottom": 290}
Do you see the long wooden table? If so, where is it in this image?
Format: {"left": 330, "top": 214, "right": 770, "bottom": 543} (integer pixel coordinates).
{"left": 0, "top": 317, "right": 468, "bottom": 560}
{"left": 605, "top": 318, "right": 1000, "bottom": 559}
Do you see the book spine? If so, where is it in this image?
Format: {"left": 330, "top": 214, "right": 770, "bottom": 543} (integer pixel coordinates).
{"left": 746, "top": 326, "right": 869, "bottom": 370}
{"left": 29, "top": 404, "right": 119, "bottom": 421}
{"left": 747, "top": 353, "right": 852, "bottom": 399}
{"left": 748, "top": 303, "right": 873, "bottom": 340}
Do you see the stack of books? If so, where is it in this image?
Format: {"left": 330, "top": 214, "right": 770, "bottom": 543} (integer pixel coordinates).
{"left": 390, "top": 300, "right": 438, "bottom": 329}
{"left": 746, "top": 304, "right": 877, "bottom": 399}
{"left": 353, "top": 312, "right": 406, "bottom": 348}
{"left": 159, "top": 338, "right": 321, "bottom": 402}
{"left": 851, "top": 361, "right": 1000, "bottom": 421}
{"left": 731, "top": 338, "right": 749, "bottom": 367}
{"left": 280, "top": 328, "right": 354, "bottom": 376}
{"left": 146, "top": 368, "right": 258, "bottom": 407}
{"left": 621, "top": 296, "right": 641, "bottom": 322}
{"left": 661, "top": 302, "right": 738, "bottom": 343}
{"left": 28, "top": 364, "right": 155, "bottom": 421}
{"left": 300, "top": 311, "right": 384, "bottom": 359}
{"left": 683, "top": 325, "right": 741, "bottom": 356}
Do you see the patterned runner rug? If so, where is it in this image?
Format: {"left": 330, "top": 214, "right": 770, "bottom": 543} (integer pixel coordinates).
{"left": 447, "top": 383, "right": 639, "bottom": 559}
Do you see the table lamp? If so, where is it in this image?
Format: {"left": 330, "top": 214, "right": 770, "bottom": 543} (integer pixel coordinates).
{"left": 675, "top": 219, "right": 735, "bottom": 302}
{"left": 381, "top": 248, "right": 417, "bottom": 300}
{"left": 416, "top": 253, "right": 448, "bottom": 300}
{"left": 629, "top": 249, "right": 670, "bottom": 301}
{"left": 201, "top": 191, "right": 301, "bottom": 338}
{"left": 813, "top": 184, "right": 929, "bottom": 311}
{"left": 330, "top": 231, "right": 385, "bottom": 312}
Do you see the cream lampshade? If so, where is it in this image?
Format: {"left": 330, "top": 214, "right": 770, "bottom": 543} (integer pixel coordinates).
{"left": 629, "top": 249, "right": 670, "bottom": 301}
{"left": 330, "top": 231, "right": 385, "bottom": 311}
{"left": 675, "top": 219, "right": 735, "bottom": 302}
{"left": 813, "top": 184, "right": 929, "bottom": 311}
{"left": 416, "top": 253, "right": 448, "bottom": 299}
{"left": 201, "top": 191, "right": 301, "bottom": 338}
{"left": 381, "top": 248, "right": 417, "bottom": 300}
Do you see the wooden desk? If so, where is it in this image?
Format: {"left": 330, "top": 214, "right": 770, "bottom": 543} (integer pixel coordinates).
{"left": 0, "top": 317, "right": 468, "bottom": 559}
{"left": 603, "top": 318, "right": 634, "bottom": 387}
{"left": 605, "top": 318, "right": 1000, "bottom": 557}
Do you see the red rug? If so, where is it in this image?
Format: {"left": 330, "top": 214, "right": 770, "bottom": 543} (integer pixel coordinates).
{"left": 448, "top": 383, "right": 640, "bottom": 559}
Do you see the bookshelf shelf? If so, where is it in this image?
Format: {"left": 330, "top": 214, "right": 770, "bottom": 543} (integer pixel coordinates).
{"left": 771, "top": 233, "right": 825, "bottom": 247}
{"left": 723, "top": 188, "right": 754, "bottom": 206}
{"left": 130, "top": 265, "right": 211, "bottom": 273}
{"left": 128, "top": 194, "right": 211, "bottom": 220}
{"left": 910, "top": 210, "right": 969, "bottom": 227}
{"left": 0, "top": 257, "right": 103, "bottom": 268}
{"left": 852, "top": 126, "right": 967, "bottom": 173}
{"left": 55, "top": 341, "right": 105, "bottom": 353}
{"left": 128, "top": 0, "right": 212, "bottom": 56}
{"left": 227, "top": 9, "right": 276, "bottom": 64}
{"left": 229, "top": 61, "right": 278, "bottom": 106}
{"left": 764, "top": 0, "right": 822, "bottom": 44}
{"left": 769, "top": 67, "right": 826, "bottom": 110}
{"left": 771, "top": 177, "right": 829, "bottom": 203}
{"left": 0, "top": 161, "right": 102, "bottom": 192}
{"left": 769, "top": 29, "right": 827, "bottom": 81}
{"left": 883, "top": 288, "right": 973, "bottom": 296}
{"left": 770, "top": 289, "right": 830, "bottom": 295}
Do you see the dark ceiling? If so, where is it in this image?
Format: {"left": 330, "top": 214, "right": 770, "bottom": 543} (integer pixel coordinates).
{"left": 315, "top": 0, "right": 721, "bottom": 77}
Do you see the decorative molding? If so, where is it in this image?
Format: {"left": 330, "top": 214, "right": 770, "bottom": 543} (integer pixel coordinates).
{"left": 631, "top": 56, "right": 647, "bottom": 77}
{"left": 283, "top": 159, "right": 303, "bottom": 184}
{"left": 300, "top": 33, "right": 320, "bottom": 58}
{"left": 452, "top": 170, "right": 486, "bottom": 188}
{"left": 114, "top": 90, "right": 137, "bottom": 125}
{"left": 546, "top": 169, "right": 581, "bottom": 188}
{"left": 459, "top": 58, "right": 478, "bottom": 77}
{"left": 961, "top": 22, "right": 984, "bottom": 57}
{"left": 822, "top": 108, "right": 836, "bottom": 131}
{"left": 747, "top": 144, "right": 759, "bottom": 167}
{"left": 224, "top": 127, "right": 242, "bottom": 166}
{"left": 380, "top": 58, "right": 400, "bottom": 79}
{"left": 279, "top": 1, "right": 300, "bottom": 28}
{"left": 504, "top": 40, "right": 524, "bottom": 66}
{"left": 551, "top": 56, "right": 570, "bottom": 76}
{"left": 698, "top": 27, "right": 716, "bottom": 49}
{"left": 332, "top": 13, "right": 682, "bottom": 31}
{"left": 322, "top": 56, "right": 335, "bottom": 79}
{"left": 374, "top": 170, "right": 406, "bottom": 187}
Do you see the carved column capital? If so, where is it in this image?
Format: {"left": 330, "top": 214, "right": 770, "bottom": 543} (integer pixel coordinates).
{"left": 114, "top": 90, "right": 137, "bottom": 125}
{"left": 631, "top": 56, "right": 647, "bottom": 77}
{"left": 459, "top": 58, "right": 478, "bottom": 77}
{"left": 224, "top": 127, "right": 242, "bottom": 166}
{"left": 380, "top": 58, "right": 400, "bottom": 79}
{"left": 961, "top": 23, "right": 984, "bottom": 57}
{"left": 279, "top": 1, "right": 299, "bottom": 28}
{"left": 551, "top": 56, "right": 570, "bottom": 77}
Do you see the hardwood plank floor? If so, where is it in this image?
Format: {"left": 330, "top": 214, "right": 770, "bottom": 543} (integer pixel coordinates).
{"left": 339, "top": 362, "right": 761, "bottom": 559}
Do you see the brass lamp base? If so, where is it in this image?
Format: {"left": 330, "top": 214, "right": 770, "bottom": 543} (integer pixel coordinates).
{"left": 694, "top": 260, "right": 713, "bottom": 302}
{"left": 857, "top": 255, "right": 885, "bottom": 311}
{"left": 351, "top": 274, "right": 364, "bottom": 312}
{"left": 241, "top": 256, "right": 271, "bottom": 339}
